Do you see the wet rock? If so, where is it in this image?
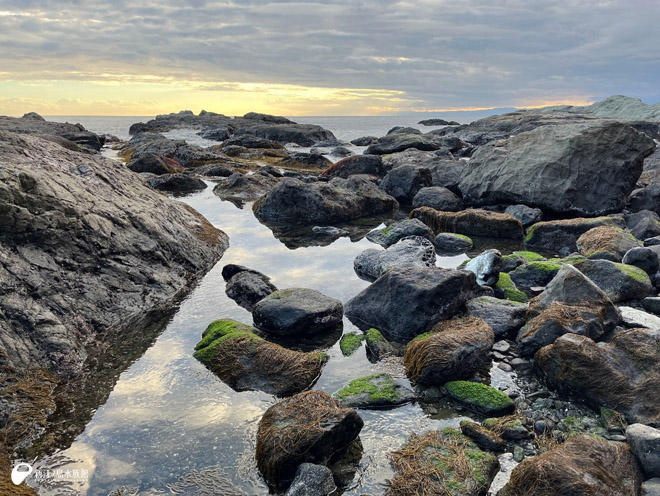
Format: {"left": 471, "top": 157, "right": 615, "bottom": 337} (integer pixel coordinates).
{"left": 573, "top": 258, "right": 653, "bottom": 302}
{"left": 380, "top": 164, "right": 432, "bottom": 204}
{"left": 365, "top": 133, "right": 446, "bottom": 155}
{"left": 626, "top": 424, "right": 660, "bottom": 478}
{"left": 460, "top": 420, "right": 506, "bottom": 451}
{"left": 345, "top": 266, "right": 488, "bottom": 343}
{"left": 333, "top": 373, "right": 415, "bottom": 409}
{"left": 623, "top": 247, "right": 660, "bottom": 275}
{"left": 320, "top": 155, "right": 385, "bottom": 179}
{"left": 366, "top": 219, "right": 434, "bottom": 248}
{"left": 387, "top": 429, "right": 499, "bottom": 496}
{"left": 256, "top": 390, "right": 363, "bottom": 490}
{"left": 284, "top": 463, "right": 336, "bottom": 496}
{"left": 619, "top": 306, "right": 660, "bottom": 329}
{"left": 365, "top": 328, "right": 395, "bottom": 360}
{"left": 464, "top": 249, "right": 503, "bottom": 286}
{"left": 459, "top": 121, "right": 655, "bottom": 215}
{"left": 213, "top": 172, "right": 280, "bottom": 206}
{"left": 253, "top": 288, "right": 343, "bottom": 336}
{"left": 193, "top": 320, "right": 327, "bottom": 396}
{"left": 411, "top": 207, "right": 524, "bottom": 239}
{"left": 445, "top": 381, "right": 515, "bottom": 415}
{"left": 354, "top": 236, "right": 436, "bottom": 282}
{"left": 499, "top": 435, "right": 642, "bottom": 496}
{"left": 350, "top": 136, "right": 378, "bottom": 146}
{"left": 466, "top": 296, "right": 527, "bottom": 338}
{"left": 433, "top": 232, "right": 473, "bottom": 254}
{"left": 536, "top": 328, "right": 660, "bottom": 425}
{"left": 576, "top": 226, "right": 642, "bottom": 262}
{"left": 148, "top": 173, "right": 207, "bottom": 193}
{"left": 504, "top": 204, "right": 543, "bottom": 227}
{"left": 412, "top": 186, "right": 464, "bottom": 211}
{"left": 279, "top": 152, "right": 333, "bottom": 170}
{"left": 339, "top": 332, "right": 364, "bottom": 356}
{"left": 501, "top": 251, "right": 547, "bottom": 273}
{"left": 127, "top": 153, "right": 184, "bottom": 175}
{"left": 224, "top": 268, "right": 277, "bottom": 311}
{"left": 524, "top": 216, "right": 627, "bottom": 253}
{"left": 404, "top": 316, "right": 494, "bottom": 386}
{"left": 626, "top": 210, "right": 660, "bottom": 240}
{"left": 253, "top": 176, "right": 398, "bottom": 226}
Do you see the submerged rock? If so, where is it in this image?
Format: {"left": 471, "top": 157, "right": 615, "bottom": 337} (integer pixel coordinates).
{"left": 403, "top": 316, "right": 494, "bottom": 386}
{"left": 536, "top": 328, "right": 660, "bottom": 425}
{"left": 256, "top": 390, "right": 363, "bottom": 491}
{"left": 386, "top": 429, "right": 499, "bottom": 496}
{"left": 345, "top": 266, "right": 488, "bottom": 343}
{"left": 411, "top": 207, "right": 524, "bottom": 239}
{"left": 333, "top": 373, "right": 415, "bottom": 409}
{"left": 193, "top": 319, "right": 327, "bottom": 396}
{"left": 253, "top": 288, "right": 343, "bottom": 336}
{"left": 353, "top": 235, "right": 436, "bottom": 282}
{"left": 253, "top": 176, "right": 398, "bottom": 226}
{"left": 365, "top": 219, "right": 434, "bottom": 248}
{"left": 499, "top": 434, "right": 642, "bottom": 496}
{"left": 459, "top": 121, "right": 655, "bottom": 215}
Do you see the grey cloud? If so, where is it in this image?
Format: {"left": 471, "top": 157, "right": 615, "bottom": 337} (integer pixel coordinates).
{"left": 0, "top": 0, "right": 659, "bottom": 109}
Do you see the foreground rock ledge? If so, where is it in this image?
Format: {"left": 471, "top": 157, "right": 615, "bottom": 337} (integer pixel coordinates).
{"left": 0, "top": 132, "right": 228, "bottom": 444}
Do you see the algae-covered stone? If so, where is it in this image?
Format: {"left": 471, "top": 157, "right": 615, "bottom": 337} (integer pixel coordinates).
{"left": 333, "top": 373, "right": 415, "bottom": 409}
{"left": 499, "top": 434, "right": 643, "bottom": 496}
{"left": 194, "top": 319, "right": 327, "bottom": 396}
{"left": 256, "top": 390, "right": 363, "bottom": 491}
{"left": 509, "top": 260, "right": 564, "bottom": 292}
{"left": 434, "top": 232, "right": 474, "bottom": 254}
{"left": 365, "top": 328, "right": 395, "bottom": 360}
{"left": 501, "top": 250, "right": 546, "bottom": 272}
{"left": 445, "top": 381, "right": 515, "bottom": 416}
{"left": 573, "top": 258, "right": 653, "bottom": 303}
{"left": 524, "top": 216, "right": 627, "bottom": 253}
{"left": 253, "top": 288, "right": 343, "bottom": 336}
{"left": 494, "top": 273, "right": 528, "bottom": 303}
{"left": 459, "top": 420, "right": 506, "bottom": 451}
{"left": 483, "top": 416, "right": 530, "bottom": 440}
{"left": 386, "top": 429, "right": 499, "bottom": 496}
{"left": 339, "top": 332, "right": 364, "bottom": 356}
{"left": 404, "top": 317, "right": 494, "bottom": 387}
{"left": 576, "top": 225, "right": 642, "bottom": 262}
{"left": 411, "top": 206, "right": 524, "bottom": 239}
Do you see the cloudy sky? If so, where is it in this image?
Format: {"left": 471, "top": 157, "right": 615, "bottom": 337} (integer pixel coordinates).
{"left": 0, "top": 0, "right": 658, "bottom": 115}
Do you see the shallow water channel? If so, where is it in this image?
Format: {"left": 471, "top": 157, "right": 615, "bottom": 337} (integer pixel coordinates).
{"left": 29, "top": 181, "right": 523, "bottom": 495}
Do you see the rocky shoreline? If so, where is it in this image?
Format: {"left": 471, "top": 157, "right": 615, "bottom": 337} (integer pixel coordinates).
{"left": 2, "top": 95, "right": 660, "bottom": 495}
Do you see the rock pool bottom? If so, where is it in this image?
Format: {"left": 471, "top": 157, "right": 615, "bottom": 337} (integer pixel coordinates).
{"left": 29, "top": 185, "right": 519, "bottom": 496}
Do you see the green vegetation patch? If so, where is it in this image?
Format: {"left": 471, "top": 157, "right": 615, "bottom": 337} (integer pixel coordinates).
{"left": 195, "top": 319, "right": 254, "bottom": 351}
{"left": 496, "top": 272, "right": 528, "bottom": 303}
{"left": 617, "top": 262, "right": 652, "bottom": 283}
{"left": 445, "top": 381, "right": 515, "bottom": 415}
{"left": 334, "top": 373, "right": 402, "bottom": 403}
{"left": 339, "top": 332, "right": 364, "bottom": 356}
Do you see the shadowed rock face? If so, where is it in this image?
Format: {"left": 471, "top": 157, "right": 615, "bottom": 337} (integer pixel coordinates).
{"left": 0, "top": 131, "right": 228, "bottom": 447}
{"left": 459, "top": 121, "right": 655, "bottom": 216}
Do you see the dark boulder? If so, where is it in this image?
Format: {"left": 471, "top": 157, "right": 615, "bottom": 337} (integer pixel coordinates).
{"left": 223, "top": 134, "right": 284, "bottom": 149}
{"left": 350, "top": 136, "right": 378, "bottom": 146}
{"left": 466, "top": 296, "right": 527, "bottom": 338}
{"left": 127, "top": 153, "right": 184, "bottom": 175}
{"left": 573, "top": 258, "right": 653, "bottom": 302}
{"left": 148, "top": 173, "right": 207, "bottom": 193}
{"left": 504, "top": 204, "right": 543, "bottom": 228}
{"left": 279, "top": 152, "right": 333, "bottom": 170}
{"left": 380, "top": 164, "right": 432, "bottom": 204}
{"left": 320, "top": 155, "right": 385, "bottom": 179}
{"left": 213, "top": 172, "right": 280, "bottom": 207}
{"left": 434, "top": 232, "right": 473, "bottom": 254}
{"left": 525, "top": 216, "right": 627, "bottom": 253}
{"left": 366, "top": 219, "right": 434, "bottom": 248}
{"left": 353, "top": 236, "right": 436, "bottom": 282}
{"left": 625, "top": 210, "right": 660, "bottom": 240}
{"left": 411, "top": 207, "right": 524, "bottom": 239}
{"left": 412, "top": 186, "right": 464, "bottom": 211}
{"left": 365, "top": 133, "right": 446, "bottom": 155}
{"left": 225, "top": 268, "right": 277, "bottom": 311}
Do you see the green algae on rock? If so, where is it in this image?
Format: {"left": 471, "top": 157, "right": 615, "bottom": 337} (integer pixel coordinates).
{"left": 339, "top": 332, "right": 364, "bottom": 356}
{"left": 445, "top": 381, "right": 515, "bottom": 416}
{"left": 365, "top": 328, "right": 395, "bottom": 360}
{"left": 194, "top": 319, "right": 327, "bottom": 396}
{"left": 494, "top": 272, "right": 528, "bottom": 303}
{"left": 333, "top": 373, "right": 415, "bottom": 408}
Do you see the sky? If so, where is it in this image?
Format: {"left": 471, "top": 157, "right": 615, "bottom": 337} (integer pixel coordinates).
{"left": 0, "top": 0, "right": 659, "bottom": 116}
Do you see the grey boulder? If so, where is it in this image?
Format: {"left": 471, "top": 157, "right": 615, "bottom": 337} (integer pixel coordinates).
{"left": 284, "top": 463, "right": 337, "bottom": 496}
{"left": 464, "top": 249, "right": 502, "bottom": 286}
{"left": 353, "top": 236, "right": 436, "bottom": 282}
{"left": 626, "top": 423, "right": 660, "bottom": 478}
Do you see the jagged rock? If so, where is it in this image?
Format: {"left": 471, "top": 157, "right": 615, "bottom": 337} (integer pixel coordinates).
{"left": 536, "top": 328, "right": 660, "bottom": 425}
{"left": 576, "top": 226, "right": 642, "bottom": 262}
{"left": 353, "top": 236, "right": 436, "bottom": 282}
{"left": 256, "top": 390, "right": 363, "bottom": 490}
{"left": 366, "top": 219, "right": 434, "bottom": 248}
{"left": 458, "top": 121, "right": 655, "bottom": 215}
{"left": 411, "top": 207, "right": 524, "bottom": 239}
{"left": 499, "top": 434, "right": 642, "bottom": 496}
{"left": 412, "top": 186, "right": 464, "bottom": 211}
{"left": 466, "top": 296, "right": 527, "bottom": 338}
{"left": 253, "top": 288, "right": 343, "bottom": 336}
{"left": 404, "top": 316, "right": 494, "bottom": 386}
{"left": 0, "top": 114, "right": 103, "bottom": 152}
{"left": 345, "top": 266, "right": 488, "bottom": 343}
{"left": 525, "top": 216, "right": 627, "bottom": 253}
{"left": 193, "top": 320, "right": 326, "bottom": 396}
{"left": 253, "top": 176, "right": 398, "bottom": 226}
{"left": 504, "top": 204, "right": 543, "bottom": 227}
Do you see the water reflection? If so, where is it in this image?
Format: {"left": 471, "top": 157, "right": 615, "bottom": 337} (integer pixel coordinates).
{"left": 30, "top": 187, "right": 513, "bottom": 495}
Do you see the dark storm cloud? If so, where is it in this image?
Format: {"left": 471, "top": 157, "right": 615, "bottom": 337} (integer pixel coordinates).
{"left": 1, "top": 0, "right": 659, "bottom": 108}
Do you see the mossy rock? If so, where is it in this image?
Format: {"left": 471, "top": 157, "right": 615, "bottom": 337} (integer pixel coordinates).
{"left": 387, "top": 429, "right": 500, "bottom": 495}
{"left": 501, "top": 250, "right": 547, "bottom": 272}
{"left": 576, "top": 225, "right": 642, "bottom": 262}
{"left": 509, "top": 260, "right": 564, "bottom": 291}
{"left": 445, "top": 381, "right": 515, "bottom": 416}
{"left": 339, "top": 332, "right": 364, "bottom": 356}
{"left": 483, "top": 416, "right": 530, "bottom": 440}
{"left": 333, "top": 373, "right": 415, "bottom": 408}
{"left": 365, "top": 328, "right": 394, "bottom": 360}
{"left": 460, "top": 420, "right": 506, "bottom": 451}
{"left": 194, "top": 319, "right": 327, "bottom": 396}
{"left": 494, "top": 272, "right": 528, "bottom": 303}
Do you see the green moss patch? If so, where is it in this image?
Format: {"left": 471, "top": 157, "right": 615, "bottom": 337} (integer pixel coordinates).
{"left": 339, "top": 332, "right": 364, "bottom": 356}
{"left": 513, "top": 250, "right": 545, "bottom": 262}
{"left": 495, "top": 273, "right": 528, "bottom": 303}
{"left": 617, "top": 263, "right": 651, "bottom": 283}
{"left": 445, "top": 381, "right": 515, "bottom": 416}
{"left": 333, "top": 373, "right": 413, "bottom": 408}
